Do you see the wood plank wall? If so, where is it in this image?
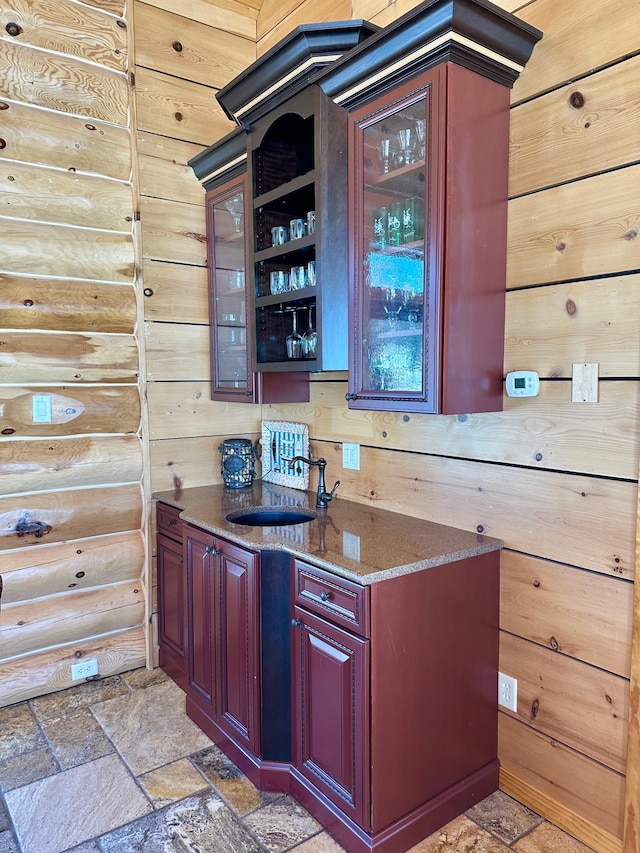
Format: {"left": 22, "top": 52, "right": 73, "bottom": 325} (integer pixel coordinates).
{"left": 0, "top": 0, "right": 148, "bottom": 703}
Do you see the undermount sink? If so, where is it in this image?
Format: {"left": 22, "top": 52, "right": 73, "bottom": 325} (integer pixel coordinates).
{"left": 226, "top": 507, "right": 318, "bottom": 527}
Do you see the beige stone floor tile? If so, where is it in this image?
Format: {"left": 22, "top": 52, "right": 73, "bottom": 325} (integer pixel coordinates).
{"left": 138, "top": 757, "right": 209, "bottom": 808}
{"left": 40, "top": 708, "right": 114, "bottom": 770}
{"left": 120, "top": 666, "right": 171, "bottom": 691}
{"left": 0, "top": 830, "right": 19, "bottom": 853}
{"left": 466, "top": 790, "right": 543, "bottom": 844}
{"left": 243, "top": 795, "right": 322, "bottom": 852}
{"left": 190, "top": 745, "right": 282, "bottom": 815}
{"left": 513, "top": 820, "right": 597, "bottom": 852}
{"left": 0, "top": 746, "right": 58, "bottom": 793}
{"left": 291, "top": 830, "right": 348, "bottom": 851}
{"left": 407, "top": 814, "right": 511, "bottom": 851}
{"left": 30, "top": 675, "right": 130, "bottom": 721}
{"left": 4, "top": 753, "right": 151, "bottom": 853}
{"left": 90, "top": 679, "right": 212, "bottom": 775}
{"left": 0, "top": 703, "right": 44, "bottom": 758}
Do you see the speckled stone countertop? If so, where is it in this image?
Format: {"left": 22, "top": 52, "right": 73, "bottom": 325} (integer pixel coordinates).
{"left": 154, "top": 482, "right": 502, "bottom": 585}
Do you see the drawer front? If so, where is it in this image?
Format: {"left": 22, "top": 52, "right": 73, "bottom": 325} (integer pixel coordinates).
{"left": 157, "top": 502, "right": 183, "bottom": 542}
{"left": 294, "top": 559, "right": 369, "bottom": 637}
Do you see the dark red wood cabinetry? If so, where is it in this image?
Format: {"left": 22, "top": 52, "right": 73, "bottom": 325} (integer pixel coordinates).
{"left": 156, "top": 503, "right": 187, "bottom": 690}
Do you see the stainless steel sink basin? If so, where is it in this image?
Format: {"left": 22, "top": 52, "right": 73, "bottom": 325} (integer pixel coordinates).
{"left": 225, "top": 507, "right": 317, "bottom": 527}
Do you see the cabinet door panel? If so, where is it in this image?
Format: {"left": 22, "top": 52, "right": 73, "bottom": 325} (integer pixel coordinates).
{"left": 293, "top": 606, "right": 370, "bottom": 829}
{"left": 185, "top": 527, "right": 215, "bottom": 706}
{"left": 157, "top": 533, "right": 186, "bottom": 665}
{"left": 216, "top": 540, "right": 260, "bottom": 755}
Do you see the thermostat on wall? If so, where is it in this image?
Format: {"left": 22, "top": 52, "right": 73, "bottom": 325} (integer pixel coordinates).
{"left": 506, "top": 370, "right": 539, "bottom": 397}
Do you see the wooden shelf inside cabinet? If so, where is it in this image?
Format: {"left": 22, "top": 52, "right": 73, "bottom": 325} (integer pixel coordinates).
{"left": 256, "top": 287, "right": 317, "bottom": 308}
{"left": 255, "top": 235, "right": 315, "bottom": 262}
{"left": 254, "top": 171, "right": 316, "bottom": 209}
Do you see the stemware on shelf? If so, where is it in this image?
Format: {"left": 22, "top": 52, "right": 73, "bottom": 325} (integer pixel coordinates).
{"left": 302, "top": 305, "right": 317, "bottom": 359}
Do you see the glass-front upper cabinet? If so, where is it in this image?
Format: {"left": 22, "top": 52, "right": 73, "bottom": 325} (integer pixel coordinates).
{"left": 349, "top": 75, "right": 438, "bottom": 410}
{"left": 206, "top": 176, "right": 254, "bottom": 402}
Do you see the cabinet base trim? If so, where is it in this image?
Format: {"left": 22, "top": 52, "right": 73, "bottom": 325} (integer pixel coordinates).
{"left": 159, "top": 654, "right": 187, "bottom": 692}
{"left": 186, "top": 696, "right": 291, "bottom": 793}
{"left": 290, "top": 760, "right": 499, "bottom": 853}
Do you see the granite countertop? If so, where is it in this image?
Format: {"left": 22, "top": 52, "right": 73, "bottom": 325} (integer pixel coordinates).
{"left": 154, "top": 482, "right": 502, "bottom": 585}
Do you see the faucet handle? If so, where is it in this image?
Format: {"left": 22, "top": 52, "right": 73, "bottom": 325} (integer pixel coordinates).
{"left": 319, "top": 480, "right": 340, "bottom": 507}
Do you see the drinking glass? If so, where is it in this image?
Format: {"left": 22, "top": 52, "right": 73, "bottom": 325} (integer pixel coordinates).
{"left": 302, "top": 305, "right": 317, "bottom": 359}
{"left": 286, "top": 309, "right": 303, "bottom": 359}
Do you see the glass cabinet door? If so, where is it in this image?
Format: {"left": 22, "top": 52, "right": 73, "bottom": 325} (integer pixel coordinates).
{"left": 207, "top": 177, "right": 255, "bottom": 402}
{"left": 349, "top": 71, "right": 440, "bottom": 412}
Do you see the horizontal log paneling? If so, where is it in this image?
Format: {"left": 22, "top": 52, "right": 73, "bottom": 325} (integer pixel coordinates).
{"left": 137, "top": 131, "right": 204, "bottom": 204}
{"left": 257, "top": 0, "right": 350, "bottom": 52}
{"left": 0, "top": 581, "right": 144, "bottom": 661}
{"left": 0, "top": 218, "right": 135, "bottom": 282}
{"left": 0, "top": 331, "right": 138, "bottom": 383}
{"left": 0, "top": 483, "right": 143, "bottom": 549}
{"left": 0, "top": 626, "right": 146, "bottom": 708}
{"left": 137, "top": 0, "right": 258, "bottom": 35}
{"left": 499, "top": 714, "right": 625, "bottom": 840}
{"left": 504, "top": 276, "right": 640, "bottom": 377}
{"left": 134, "top": 2, "right": 254, "bottom": 88}
{"left": 145, "top": 322, "right": 209, "bottom": 380}
{"left": 500, "top": 767, "right": 623, "bottom": 853}
{"left": 146, "top": 381, "right": 260, "bottom": 439}
{"left": 0, "top": 39, "right": 129, "bottom": 124}
{"left": 140, "top": 196, "right": 207, "bottom": 265}
{"left": 0, "top": 99, "right": 132, "bottom": 181}
{"left": 142, "top": 259, "right": 208, "bottom": 323}
{"left": 507, "top": 165, "right": 640, "bottom": 288}
{"left": 512, "top": 0, "right": 640, "bottom": 104}
{"left": 0, "top": 386, "right": 141, "bottom": 437}
{"left": 149, "top": 433, "right": 259, "bottom": 491}
{"left": 267, "top": 378, "right": 640, "bottom": 480}
{"left": 0, "top": 531, "right": 145, "bottom": 605}
{"left": 1, "top": 0, "right": 128, "bottom": 72}
{"left": 1, "top": 162, "right": 134, "bottom": 231}
{"left": 316, "top": 443, "right": 637, "bottom": 578}
{"left": 500, "top": 551, "right": 633, "bottom": 677}
{"left": 0, "top": 435, "right": 142, "bottom": 495}
{"left": 81, "top": 0, "right": 125, "bottom": 15}
{"left": 509, "top": 56, "right": 640, "bottom": 197}
{"left": 135, "top": 66, "right": 232, "bottom": 145}
{"left": 500, "top": 633, "right": 628, "bottom": 773}
{"left": 0, "top": 274, "right": 136, "bottom": 333}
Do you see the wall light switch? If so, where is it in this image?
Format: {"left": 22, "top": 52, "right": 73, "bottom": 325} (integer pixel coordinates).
{"left": 342, "top": 443, "right": 360, "bottom": 470}
{"left": 572, "top": 363, "right": 598, "bottom": 403}
{"left": 33, "top": 395, "right": 52, "bottom": 423}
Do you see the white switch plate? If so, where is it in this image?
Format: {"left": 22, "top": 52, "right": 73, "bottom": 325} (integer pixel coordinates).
{"left": 342, "top": 442, "right": 360, "bottom": 470}
{"left": 32, "top": 395, "right": 52, "bottom": 423}
{"left": 572, "top": 363, "right": 598, "bottom": 403}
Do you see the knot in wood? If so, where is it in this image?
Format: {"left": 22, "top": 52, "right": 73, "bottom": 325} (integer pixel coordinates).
{"left": 5, "top": 22, "right": 22, "bottom": 37}
{"left": 549, "top": 635, "right": 560, "bottom": 651}
{"left": 623, "top": 229, "right": 638, "bottom": 241}
{"left": 116, "top": 19, "right": 127, "bottom": 28}
{"left": 476, "top": 524, "right": 484, "bottom": 533}
{"left": 535, "top": 452, "right": 543, "bottom": 461}
{"left": 23, "top": 299, "right": 34, "bottom": 307}
{"left": 533, "top": 579, "right": 541, "bottom": 588}
{"left": 143, "top": 287, "right": 154, "bottom": 297}
{"left": 175, "top": 111, "right": 184, "bottom": 121}
{"left": 172, "top": 41, "right": 183, "bottom": 52}
{"left": 0, "top": 102, "right": 9, "bottom": 111}
{"left": 565, "top": 298, "right": 577, "bottom": 316}
{"left": 530, "top": 699, "right": 539, "bottom": 719}
{"left": 569, "top": 91, "right": 585, "bottom": 109}
{"left": 0, "top": 139, "right": 6, "bottom": 149}
{"left": 556, "top": 241, "right": 567, "bottom": 253}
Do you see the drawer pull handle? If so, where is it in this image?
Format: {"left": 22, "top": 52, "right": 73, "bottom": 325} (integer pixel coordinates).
{"left": 319, "top": 591, "right": 331, "bottom": 601}
{"left": 291, "top": 619, "right": 301, "bottom": 628}
{"left": 204, "top": 545, "right": 219, "bottom": 556}
{"left": 166, "top": 519, "right": 175, "bottom": 526}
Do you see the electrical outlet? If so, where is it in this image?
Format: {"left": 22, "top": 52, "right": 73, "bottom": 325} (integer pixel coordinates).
{"left": 498, "top": 671, "right": 517, "bottom": 712}
{"left": 342, "top": 442, "right": 360, "bottom": 470}
{"left": 71, "top": 659, "right": 99, "bottom": 681}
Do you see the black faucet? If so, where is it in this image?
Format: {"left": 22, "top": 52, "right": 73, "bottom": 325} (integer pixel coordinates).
{"left": 289, "top": 456, "right": 340, "bottom": 508}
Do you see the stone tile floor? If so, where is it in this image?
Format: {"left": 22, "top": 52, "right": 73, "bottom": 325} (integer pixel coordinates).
{"left": 0, "top": 668, "right": 596, "bottom": 853}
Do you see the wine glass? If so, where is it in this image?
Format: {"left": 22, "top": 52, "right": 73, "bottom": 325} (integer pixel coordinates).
{"left": 286, "top": 309, "right": 302, "bottom": 359}
{"left": 302, "top": 305, "right": 317, "bottom": 359}
{"left": 414, "top": 118, "right": 426, "bottom": 160}
{"left": 378, "top": 137, "right": 391, "bottom": 173}
{"left": 224, "top": 197, "right": 243, "bottom": 232}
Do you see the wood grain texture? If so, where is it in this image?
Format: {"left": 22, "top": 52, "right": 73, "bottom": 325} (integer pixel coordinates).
{"left": 499, "top": 714, "right": 625, "bottom": 839}
{"left": 0, "top": 531, "right": 145, "bottom": 605}
{"left": 504, "top": 276, "right": 640, "bottom": 377}
{"left": 137, "top": 131, "right": 204, "bottom": 204}
{"left": 149, "top": 433, "right": 259, "bottom": 491}
{"left": 1, "top": 0, "right": 128, "bottom": 71}
{"left": 0, "top": 98, "right": 132, "bottom": 181}
{"left": 0, "top": 484, "right": 143, "bottom": 550}
{"left": 0, "top": 39, "right": 129, "bottom": 123}
{"left": 137, "top": 0, "right": 258, "bottom": 35}
{"left": 135, "top": 66, "right": 233, "bottom": 145}
{"left": 0, "top": 217, "right": 135, "bottom": 281}
{"left": 141, "top": 259, "right": 209, "bottom": 323}
{"left": 0, "top": 626, "right": 146, "bottom": 708}
{"left": 499, "top": 633, "right": 628, "bottom": 773}
{"left": 140, "top": 195, "right": 207, "bottom": 264}
{"left": 500, "top": 767, "right": 623, "bottom": 853}
{"left": 145, "top": 321, "right": 209, "bottom": 380}
{"left": 0, "top": 435, "right": 142, "bottom": 495}
{"left": 315, "top": 442, "right": 637, "bottom": 579}
{"left": 256, "top": 0, "right": 350, "bottom": 51}
{"left": 509, "top": 56, "right": 640, "bottom": 196}
{"left": 507, "top": 166, "right": 640, "bottom": 288}
{"left": 265, "top": 378, "right": 640, "bottom": 480}
{"left": 146, "top": 380, "right": 260, "bottom": 439}
{"left": 623, "top": 497, "right": 640, "bottom": 852}
{"left": 500, "top": 551, "right": 632, "bottom": 678}
{"left": 512, "top": 0, "right": 640, "bottom": 104}
{"left": 0, "top": 385, "right": 141, "bottom": 437}
{"left": 81, "top": 0, "right": 125, "bottom": 15}
{"left": 1, "top": 161, "right": 134, "bottom": 231}
{"left": 0, "top": 274, "right": 136, "bottom": 333}
{"left": 0, "top": 581, "right": 144, "bottom": 660}
{"left": 0, "top": 331, "right": 139, "bottom": 383}
{"left": 134, "top": 2, "right": 254, "bottom": 88}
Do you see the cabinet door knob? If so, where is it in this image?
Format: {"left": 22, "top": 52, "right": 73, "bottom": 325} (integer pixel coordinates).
{"left": 166, "top": 519, "right": 175, "bottom": 526}
{"left": 204, "top": 545, "right": 219, "bottom": 555}
{"left": 345, "top": 392, "right": 356, "bottom": 401}
{"left": 319, "top": 591, "right": 330, "bottom": 601}
{"left": 291, "top": 619, "right": 301, "bottom": 627}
